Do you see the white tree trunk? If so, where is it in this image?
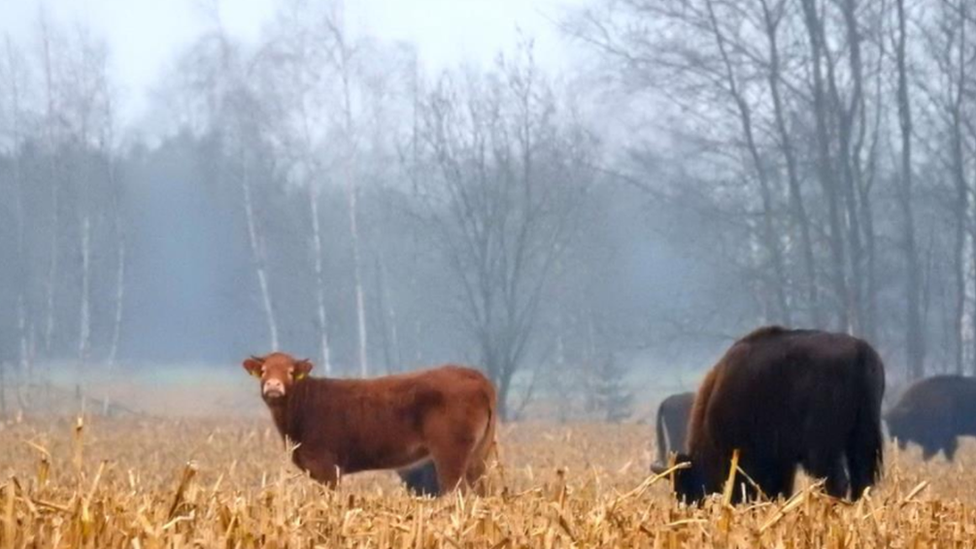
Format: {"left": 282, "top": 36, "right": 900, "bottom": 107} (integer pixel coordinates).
{"left": 240, "top": 150, "right": 279, "bottom": 350}
{"left": 43, "top": 185, "right": 59, "bottom": 354}
{"left": 347, "top": 178, "right": 368, "bottom": 377}
{"left": 107, "top": 212, "right": 125, "bottom": 366}
{"left": 78, "top": 213, "right": 92, "bottom": 363}
{"left": 309, "top": 184, "right": 333, "bottom": 374}
{"left": 335, "top": 26, "right": 368, "bottom": 378}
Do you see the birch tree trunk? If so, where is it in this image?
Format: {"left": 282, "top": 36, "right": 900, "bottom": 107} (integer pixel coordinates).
{"left": 5, "top": 38, "right": 31, "bottom": 383}
{"left": 78, "top": 213, "right": 92, "bottom": 364}
{"left": 40, "top": 18, "right": 60, "bottom": 355}
{"left": 308, "top": 183, "right": 333, "bottom": 374}
{"left": 895, "top": 0, "right": 925, "bottom": 379}
{"left": 947, "top": 2, "right": 968, "bottom": 374}
{"left": 240, "top": 148, "right": 279, "bottom": 350}
{"left": 107, "top": 157, "right": 126, "bottom": 367}
{"left": 334, "top": 27, "right": 369, "bottom": 377}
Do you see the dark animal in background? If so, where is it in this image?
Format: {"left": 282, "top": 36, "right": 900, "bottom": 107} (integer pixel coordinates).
{"left": 243, "top": 352, "right": 497, "bottom": 495}
{"left": 651, "top": 392, "right": 695, "bottom": 469}
{"left": 652, "top": 326, "right": 885, "bottom": 504}
{"left": 885, "top": 375, "right": 976, "bottom": 461}
{"left": 398, "top": 462, "right": 440, "bottom": 496}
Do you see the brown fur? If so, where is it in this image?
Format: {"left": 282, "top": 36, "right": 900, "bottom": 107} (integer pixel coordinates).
{"left": 885, "top": 375, "right": 976, "bottom": 461}
{"left": 243, "top": 352, "right": 497, "bottom": 495}
{"left": 652, "top": 392, "right": 695, "bottom": 467}
{"left": 658, "top": 327, "right": 885, "bottom": 504}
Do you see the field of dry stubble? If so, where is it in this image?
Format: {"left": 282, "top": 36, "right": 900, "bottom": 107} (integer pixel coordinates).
{"left": 2, "top": 416, "right": 976, "bottom": 548}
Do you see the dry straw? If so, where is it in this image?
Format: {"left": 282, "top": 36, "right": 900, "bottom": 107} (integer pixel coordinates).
{"left": 1, "top": 417, "right": 975, "bottom": 547}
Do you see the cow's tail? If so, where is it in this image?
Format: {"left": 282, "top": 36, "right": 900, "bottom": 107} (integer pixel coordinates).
{"left": 475, "top": 383, "right": 502, "bottom": 493}
{"left": 654, "top": 403, "right": 668, "bottom": 466}
{"left": 848, "top": 341, "right": 886, "bottom": 498}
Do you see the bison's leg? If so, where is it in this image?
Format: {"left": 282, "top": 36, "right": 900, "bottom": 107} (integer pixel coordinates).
{"left": 921, "top": 441, "right": 939, "bottom": 461}
{"left": 765, "top": 463, "right": 797, "bottom": 500}
{"left": 942, "top": 437, "right": 958, "bottom": 461}
{"left": 804, "top": 453, "right": 849, "bottom": 499}
{"left": 846, "top": 445, "right": 880, "bottom": 499}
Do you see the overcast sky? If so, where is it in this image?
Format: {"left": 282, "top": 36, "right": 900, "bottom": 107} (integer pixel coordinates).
{"left": 1, "top": 0, "right": 585, "bottom": 120}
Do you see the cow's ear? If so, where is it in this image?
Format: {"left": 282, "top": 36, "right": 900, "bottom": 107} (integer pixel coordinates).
{"left": 294, "top": 359, "right": 313, "bottom": 380}
{"left": 243, "top": 357, "right": 263, "bottom": 377}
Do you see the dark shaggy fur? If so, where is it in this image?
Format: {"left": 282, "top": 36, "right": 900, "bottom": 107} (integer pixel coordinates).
{"left": 654, "top": 327, "right": 885, "bottom": 504}
{"left": 652, "top": 392, "right": 695, "bottom": 468}
{"left": 885, "top": 375, "right": 976, "bottom": 461}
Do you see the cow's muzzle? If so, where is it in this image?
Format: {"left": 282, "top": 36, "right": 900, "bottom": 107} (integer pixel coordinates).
{"left": 263, "top": 379, "right": 286, "bottom": 399}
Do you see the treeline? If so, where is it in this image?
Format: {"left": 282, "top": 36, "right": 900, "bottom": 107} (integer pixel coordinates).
{"left": 568, "top": 0, "right": 976, "bottom": 380}
{"left": 0, "top": 4, "right": 646, "bottom": 420}
{"left": 2, "top": 0, "right": 974, "bottom": 419}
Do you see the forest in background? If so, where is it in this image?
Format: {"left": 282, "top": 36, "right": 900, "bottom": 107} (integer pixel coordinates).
{"left": 1, "top": 0, "right": 975, "bottom": 420}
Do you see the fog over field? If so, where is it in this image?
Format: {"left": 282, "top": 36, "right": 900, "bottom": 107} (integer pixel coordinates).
{"left": 1, "top": 0, "right": 974, "bottom": 420}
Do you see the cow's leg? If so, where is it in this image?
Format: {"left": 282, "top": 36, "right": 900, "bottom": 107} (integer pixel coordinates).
{"left": 921, "top": 441, "right": 939, "bottom": 461}
{"left": 296, "top": 451, "right": 339, "bottom": 488}
{"left": 429, "top": 445, "right": 471, "bottom": 494}
{"left": 424, "top": 416, "right": 488, "bottom": 494}
{"left": 425, "top": 423, "right": 479, "bottom": 494}
{"left": 464, "top": 455, "right": 489, "bottom": 496}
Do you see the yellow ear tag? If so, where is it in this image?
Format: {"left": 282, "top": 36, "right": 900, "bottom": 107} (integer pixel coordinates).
{"left": 250, "top": 370, "right": 262, "bottom": 378}
{"left": 295, "top": 372, "right": 307, "bottom": 381}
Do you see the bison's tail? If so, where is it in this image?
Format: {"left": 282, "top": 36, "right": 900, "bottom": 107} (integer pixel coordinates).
{"left": 848, "top": 342, "right": 886, "bottom": 498}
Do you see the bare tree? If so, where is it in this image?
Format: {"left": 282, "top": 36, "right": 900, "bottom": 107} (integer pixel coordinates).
{"left": 414, "top": 46, "right": 595, "bottom": 416}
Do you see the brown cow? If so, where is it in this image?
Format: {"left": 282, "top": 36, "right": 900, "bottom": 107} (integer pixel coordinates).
{"left": 885, "top": 375, "right": 976, "bottom": 461}
{"left": 651, "top": 392, "right": 695, "bottom": 470}
{"left": 652, "top": 327, "right": 885, "bottom": 504}
{"left": 243, "top": 352, "right": 497, "bottom": 494}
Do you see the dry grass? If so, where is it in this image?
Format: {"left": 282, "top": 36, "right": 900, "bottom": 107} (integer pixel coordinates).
{"left": 2, "top": 416, "right": 976, "bottom": 548}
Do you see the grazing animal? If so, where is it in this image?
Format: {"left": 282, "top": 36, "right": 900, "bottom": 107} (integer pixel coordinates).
{"left": 243, "top": 352, "right": 497, "bottom": 495}
{"left": 885, "top": 375, "right": 976, "bottom": 461}
{"left": 397, "top": 462, "right": 440, "bottom": 496}
{"left": 651, "top": 392, "right": 695, "bottom": 469}
{"left": 652, "top": 326, "right": 885, "bottom": 504}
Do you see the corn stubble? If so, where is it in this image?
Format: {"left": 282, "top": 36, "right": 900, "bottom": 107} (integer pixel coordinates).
{"left": 1, "top": 418, "right": 974, "bottom": 548}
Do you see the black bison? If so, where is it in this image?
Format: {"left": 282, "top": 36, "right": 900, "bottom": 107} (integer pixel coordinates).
{"left": 652, "top": 326, "right": 885, "bottom": 504}
{"left": 885, "top": 375, "right": 976, "bottom": 461}
{"left": 651, "top": 392, "right": 695, "bottom": 469}
{"left": 398, "top": 462, "right": 440, "bottom": 496}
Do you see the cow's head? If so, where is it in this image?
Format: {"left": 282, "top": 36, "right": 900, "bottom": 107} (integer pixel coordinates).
{"left": 242, "top": 352, "right": 313, "bottom": 403}
{"left": 651, "top": 453, "right": 705, "bottom": 505}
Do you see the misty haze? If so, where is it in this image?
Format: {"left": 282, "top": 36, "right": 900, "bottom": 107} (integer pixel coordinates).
{"left": 0, "top": 0, "right": 971, "bottom": 423}
{"left": 8, "top": 0, "right": 976, "bottom": 546}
